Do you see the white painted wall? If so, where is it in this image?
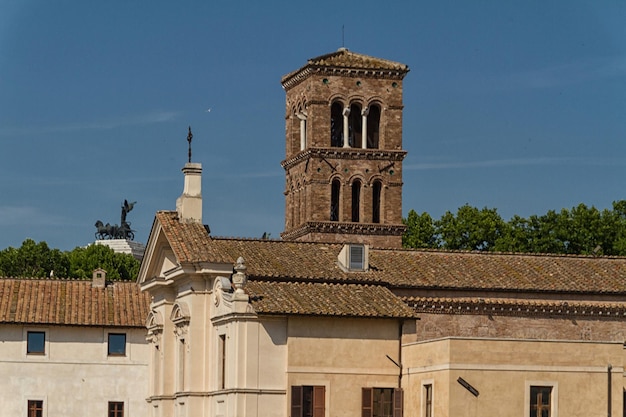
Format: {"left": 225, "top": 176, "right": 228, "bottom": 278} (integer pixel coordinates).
{"left": 0, "top": 324, "right": 149, "bottom": 417}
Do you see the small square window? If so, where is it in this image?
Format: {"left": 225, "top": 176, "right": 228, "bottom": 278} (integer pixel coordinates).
{"left": 108, "top": 333, "right": 126, "bottom": 356}
{"left": 28, "top": 400, "right": 43, "bottom": 417}
{"left": 530, "top": 386, "right": 552, "bottom": 417}
{"left": 27, "top": 331, "right": 45, "bottom": 355}
{"left": 108, "top": 401, "right": 124, "bottom": 417}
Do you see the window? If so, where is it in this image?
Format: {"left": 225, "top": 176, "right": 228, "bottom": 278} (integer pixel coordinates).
{"left": 291, "top": 385, "right": 325, "bottom": 417}
{"left": 27, "top": 331, "right": 45, "bottom": 355}
{"left": 362, "top": 387, "right": 403, "bottom": 417}
{"left": 366, "top": 104, "right": 381, "bottom": 148}
{"left": 348, "top": 103, "right": 362, "bottom": 147}
{"left": 372, "top": 180, "right": 382, "bottom": 223}
{"left": 530, "top": 386, "right": 552, "bottom": 417}
{"left": 351, "top": 179, "right": 361, "bottom": 222}
{"left": 423, "top": 384, "right": 433, "bottom": 417}
{"left": 108, "top": 333, "right": 126, "bottom": 356}
{"left": 330, "top": 179, "right": 340, "bottom": 221}
{"left": 27, "top": 400, "right": 43, "bottom": 417}
{"left": 218, "top": 334, "right": 226, "bottom": 389}
{"left": 178, "top": 338, "right": 185, "bottom": 391}
{"left": 108, "top": 401, "right": 124, "bottom": 417}
{"left": 330, "top": 102, "right": 344, "bottom": 147}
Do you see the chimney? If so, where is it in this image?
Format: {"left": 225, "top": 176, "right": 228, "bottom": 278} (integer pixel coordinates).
{"left": 176, "top": 162, "right": 203, "bottom": 223}
{"left": 92, "top": 268, "right": 106, "bottom": 288}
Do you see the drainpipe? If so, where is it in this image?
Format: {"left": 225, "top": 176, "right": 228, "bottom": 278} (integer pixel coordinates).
{"left": 606, "top": 364, "right": 613, "bottom": 417}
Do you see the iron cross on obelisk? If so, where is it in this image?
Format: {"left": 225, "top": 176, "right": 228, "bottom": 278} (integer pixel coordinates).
{"left": 187, "top": 126, "right": 193, "bottom": 163}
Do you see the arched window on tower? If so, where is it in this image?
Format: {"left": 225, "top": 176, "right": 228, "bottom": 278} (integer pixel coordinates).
{"left": 367, "top": 104, "right": 381, "bottom": 149}
{"left": 372, "top": 180, "right": 382, "bottom": 223}
{"left": 348, "top": 103, "right": 362, "bottom": 148}
{"left": 330, "top": 179, "right": 341, "bottom": 221}
{"left": 330, "top": 102, "right": 344, "bottom": 147}
{"left": 351, "top": 179, "right": 361, "bottom": 222}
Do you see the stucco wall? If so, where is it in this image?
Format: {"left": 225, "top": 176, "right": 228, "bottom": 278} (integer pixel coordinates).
{"left": 403, "top": 338, "right": 624, "bottom": 417}
{"left": 0, "top": 324, "right": 149, "bottom": 417}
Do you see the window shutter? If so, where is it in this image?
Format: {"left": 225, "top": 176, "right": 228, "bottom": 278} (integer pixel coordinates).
{"left": 291, "top": 386, "right": 303, "bottom": 417}
{"left": 393, "top": 388, "right": 403, "bottom": 417}
{"left": 362, "top": 387, "right": 373, "bottom": 417}
{"left": 313, "top": 386, "right": 325, "bottom": 417}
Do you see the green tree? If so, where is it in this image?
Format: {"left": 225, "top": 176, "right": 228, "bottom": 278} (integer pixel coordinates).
{"left": 402, "top": 210, "right": 439, "bottom": 249}
{"left": 66, "top": 244, "right": 140, "bottom": 280}
{"left": 0, "top": 239, "right": 69, "bottom": 277}
{"left": 436, "top": 205, "right": 505, "bottom": 251}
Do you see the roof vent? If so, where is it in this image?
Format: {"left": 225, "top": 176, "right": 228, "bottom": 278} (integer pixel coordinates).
{"left": 338, "top": 244, "right": 368, "bottom": 272}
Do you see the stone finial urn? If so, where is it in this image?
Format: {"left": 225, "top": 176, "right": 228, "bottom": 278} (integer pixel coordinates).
{"left": 232, "top": 256, "right": 247, "bottom": 294}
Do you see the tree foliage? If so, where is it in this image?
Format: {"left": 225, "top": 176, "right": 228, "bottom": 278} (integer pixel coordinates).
{"left": 0, "top": 240, "right": 140, "bottom": 280}
{"left": 403, "top": 201, "right": 626, "bottom": 256}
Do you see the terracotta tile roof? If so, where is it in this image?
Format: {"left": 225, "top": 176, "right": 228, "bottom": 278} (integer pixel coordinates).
{"left": 281, "top": 48, "right": 409, "bottom": 88}
{"left": 156, "top": 211, "right": 626, "bottom": 295}
{"left": 156, "top": 211, "right": 228, "bottom": 264}
{"left": 0, "top": 278, "right": 151, "bottom": 327}
{"left": 306, "top": 48, "right": 409, "bottom": 72}
{"left": 246, "top": 281, "right": 417, "bottom": 319}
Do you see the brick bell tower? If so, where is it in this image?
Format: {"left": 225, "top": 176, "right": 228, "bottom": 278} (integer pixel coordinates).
{"left": 280, "top": 48, "right": 409, "bottom": 248}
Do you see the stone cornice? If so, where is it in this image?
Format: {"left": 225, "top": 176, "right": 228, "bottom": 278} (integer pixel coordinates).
{"left": 405, "top": 297, "right": 626, "bottom": 319}
{"left": 281, "top": 221, "right": 406, "bottom": 241}
{"left": 282, "top": 66, "right": 408, "bottom": 90}
{"left": 282, "top": 148, "right": 407, "bottom": 171}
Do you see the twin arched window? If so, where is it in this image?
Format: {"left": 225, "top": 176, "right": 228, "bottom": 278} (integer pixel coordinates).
{"left": 330, "top": 179, "right": 382, "bottom": 224}
{"left": 330, "top": 101, "right": 381, "bottom": 149}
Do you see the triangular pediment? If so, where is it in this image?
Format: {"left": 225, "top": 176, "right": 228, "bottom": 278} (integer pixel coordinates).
{"left": 137, "top": 216, "right": 181, "bottom": 286}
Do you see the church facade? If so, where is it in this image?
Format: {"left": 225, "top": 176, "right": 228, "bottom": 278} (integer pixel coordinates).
{"left": 138, "top": 49, "right": 626, "bottom": 417}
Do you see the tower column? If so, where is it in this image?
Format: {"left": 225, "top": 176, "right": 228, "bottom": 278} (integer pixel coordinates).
{"left": 342, "top": 107, "right": 351, "bottom": 148}
{"left": 361, "top": 107, "right": 369, "bottom": 149}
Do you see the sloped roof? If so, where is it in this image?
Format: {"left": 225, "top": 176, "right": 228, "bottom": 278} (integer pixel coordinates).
{"left": 281, "top": 48, "right": 409, "bottom": 88}
{"left": 247, "top": 281, "right": 417, "bottom": 318}
{"left": 307, "top": 48, "right": 409, "bottom": 72}
{"left": 156, "top": 211, "right": 626, "bottom": 297}
{"left": 0, "top": 278, "right": 151, "bottom": 327}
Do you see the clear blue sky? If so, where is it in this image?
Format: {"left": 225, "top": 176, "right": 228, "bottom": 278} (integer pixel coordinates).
{"left": 0, "top": 1, "right": 624, "bottom": 251}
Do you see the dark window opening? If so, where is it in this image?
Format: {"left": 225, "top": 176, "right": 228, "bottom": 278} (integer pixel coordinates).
{"left": 108, "top": 333, "right": 126, "bottom": 356}
{"left": 219, "top": 334, "right": 226, "bottom": 389}
{"left": 362, "top": 387, "right": 403, "bottom": 417}
{"left": 28, "top": 400, "right": 43, "bottom": 417}
{"left": 367, "top": 104, "right": 381, "bottom": 149}
{"left": 348, "top": 103, "right": 362, "bottom": 148}
{"left": 291, "top": 385, "right": 325, "bottom": 417}
{"left": 372, "top": 180, "right": 382, "bottom": 223}
{"left": 352, "top": 179, "right": 361, "bottom": 222}
{"left": 530, "top": 386, "right": 552, "bottom": 417}
{"left": 330, "top": 179, "right": 340, "bottom": 221}
{"left": 330, "top": 102, "right": 344, "bottom": 147}
{"left": 108, "top": 401, "right": 124, "bottom": 417}
{"left": 424, "top": 384, "right": 432, "bottom": 417}
{"left": 27, "top": 331, "right": 45, "bottom": 355}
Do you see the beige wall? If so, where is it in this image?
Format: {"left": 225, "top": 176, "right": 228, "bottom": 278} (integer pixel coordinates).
{"left": 403, "top": 337, "right": 624, "bottom": 417}
{"left": 287, "top": 316, "right": 402, "bottom": 417}
{"left": 0, "top": 324, "right": 149, "bottom": 417}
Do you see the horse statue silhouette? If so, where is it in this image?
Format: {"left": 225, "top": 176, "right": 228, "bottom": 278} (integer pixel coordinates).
{"left": 94, "top": 200, "right": 136, "bottom": 240}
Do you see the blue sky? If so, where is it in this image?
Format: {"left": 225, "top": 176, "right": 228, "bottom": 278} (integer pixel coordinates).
{"left": 0, "top": 0, "right": 624, "bottom": 251}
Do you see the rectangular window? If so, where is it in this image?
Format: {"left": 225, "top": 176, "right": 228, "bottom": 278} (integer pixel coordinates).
{"left": 424, "top": 384, "right": 433, "bottom": 417}
{"left": 218, "top": 334, "right": 226, "bottom": 389}
{"left": 178, "top": 338, "right": 185, "bottom": 391}
{"left": 108, "top": 333, "right": 126, "bottom": 356}
{"left": 530, "top": 386, "right": 552, "bottom": 417}
{"left": 108, "top": 401, "right": 124, "bottom": 417}
{"left": 27, "top": 400, "right": 43, "bottom": 417}
{"left": 27, "top": 331, "right": 45, "bottom": 355}
{"left": 291, "top": 385, "right": 325, "bottom": 417}
{"left": 362, "top": 387, "right": 403, "bottom": 417}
